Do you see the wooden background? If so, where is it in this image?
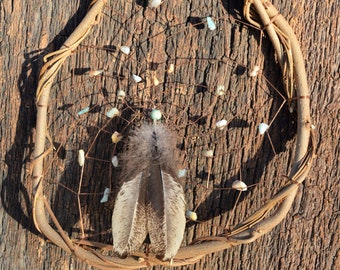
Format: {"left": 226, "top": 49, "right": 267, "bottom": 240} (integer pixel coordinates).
{"left": 0, "top": 0, "right": 339, "bottom": 269}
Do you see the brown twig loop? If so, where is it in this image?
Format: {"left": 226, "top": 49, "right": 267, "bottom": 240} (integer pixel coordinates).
{"left": 31, "top": 0, "right": 315, "bottom": 268}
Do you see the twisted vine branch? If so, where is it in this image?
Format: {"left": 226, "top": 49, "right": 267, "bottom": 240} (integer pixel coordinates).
{"left": 31, "top": 0, "right": 315, "bottom": 268}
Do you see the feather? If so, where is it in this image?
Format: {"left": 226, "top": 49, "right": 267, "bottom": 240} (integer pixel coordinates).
{"left": 147, "top": 169, "right": 186, "bottom": 260}
{"left": 112, "top": 123, "right": 186, "bottom": 260}
{"left": 111, "top": 173, "right": 147, "bottom": 257}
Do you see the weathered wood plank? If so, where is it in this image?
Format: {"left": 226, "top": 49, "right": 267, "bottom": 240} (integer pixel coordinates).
{"left": 0, "top": 0, "right": 338, "bottom": 269}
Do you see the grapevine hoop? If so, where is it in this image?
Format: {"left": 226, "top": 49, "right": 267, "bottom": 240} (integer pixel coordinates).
{"left": 31, "top": 0, "right": 315, "bottom": 269}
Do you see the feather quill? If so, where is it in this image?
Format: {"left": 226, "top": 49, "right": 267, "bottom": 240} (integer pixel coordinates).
{"left": 112, "top": 123, "right": 186, "bottom": 260}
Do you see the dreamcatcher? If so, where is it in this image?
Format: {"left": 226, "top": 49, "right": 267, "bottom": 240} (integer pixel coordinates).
{"left": 31, "top": 0, "right": 315, "bottom": 268}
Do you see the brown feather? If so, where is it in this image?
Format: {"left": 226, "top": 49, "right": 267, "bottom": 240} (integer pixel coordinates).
{"left": 112, "top": 124, "right": 186, "bottom": 260}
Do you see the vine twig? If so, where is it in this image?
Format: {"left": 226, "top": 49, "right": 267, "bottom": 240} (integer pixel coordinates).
{"left": 31, "top": 0, "right": 315, "bottom": 268}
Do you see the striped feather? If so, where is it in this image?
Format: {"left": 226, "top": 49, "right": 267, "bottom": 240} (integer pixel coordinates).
{"left": 147, "top": 168, "right": 186, "bottom": 260}
{"left": 111, "top": 172, "right": 147, "bottom": 257}
{"left": 112, "top": 123, "right": 186, "bottom": 260}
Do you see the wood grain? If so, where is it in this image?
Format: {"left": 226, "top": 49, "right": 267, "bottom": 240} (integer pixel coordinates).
{"left": 0, "top": 0, "right": 338, "bottom": 269}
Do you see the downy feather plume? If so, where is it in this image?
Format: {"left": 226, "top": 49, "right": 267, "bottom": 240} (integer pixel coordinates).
{"left": 112, "top": 123, "right": 186, "bottom": 260}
